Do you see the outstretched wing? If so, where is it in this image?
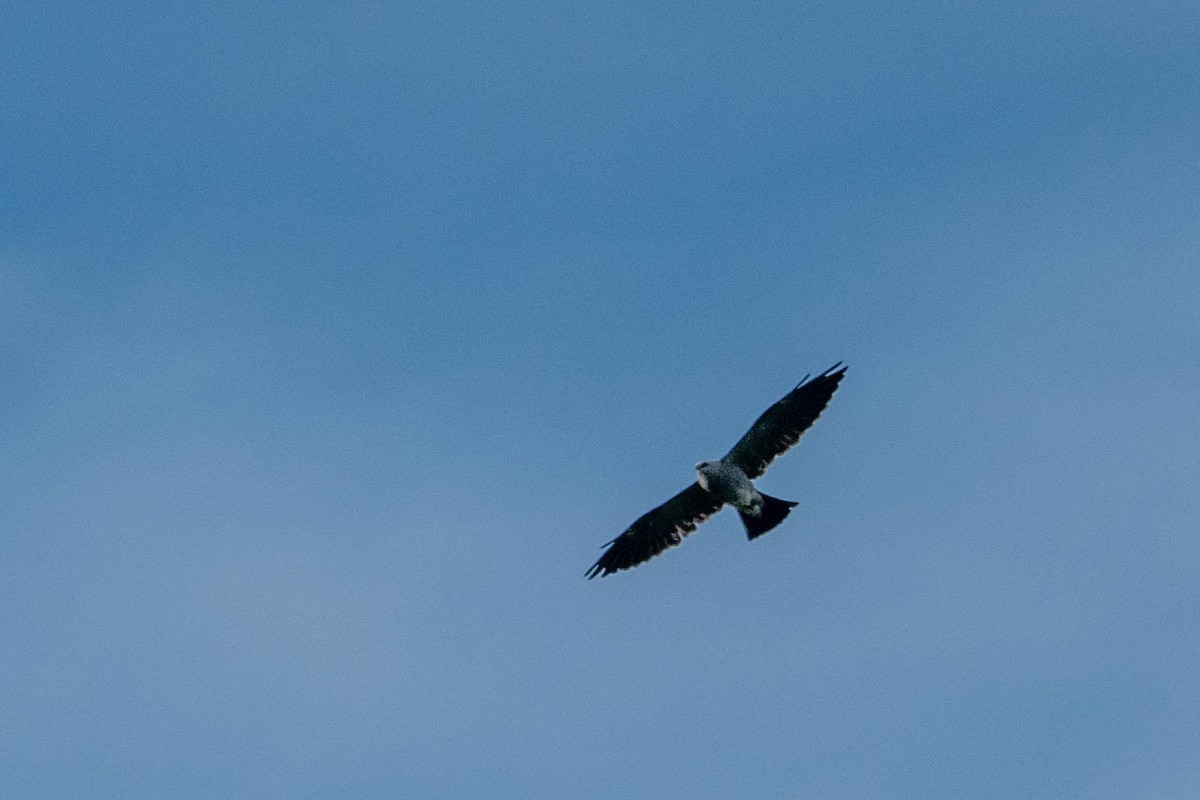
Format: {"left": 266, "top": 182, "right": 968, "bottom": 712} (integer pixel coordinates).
{"left": 586, "top": 483, "right": 723, "bottom": 578}
{"left": 724, "top": 363, "right": 847, "bottom": 480}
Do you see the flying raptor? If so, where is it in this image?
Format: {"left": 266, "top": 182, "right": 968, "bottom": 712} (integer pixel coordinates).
{"left": 586, "top": 363, "right": 847, "bottom": 578}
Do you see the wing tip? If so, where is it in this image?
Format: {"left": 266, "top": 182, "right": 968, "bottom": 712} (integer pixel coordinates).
{"left": 585, "top": 538, "right": 630, "bottom": 579}
{"left": 795, "top": 361, "right": 847, "bottom": 389}
{"left": 585, "top": 550, "right": 615, "bottom": 579}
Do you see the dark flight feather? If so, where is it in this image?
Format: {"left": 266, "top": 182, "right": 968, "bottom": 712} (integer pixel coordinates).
{"left": 586, "top": 483, "right": 724, "bottom": 578}
{"left": 723, "top": 363, "right": 847, "bottom": 480}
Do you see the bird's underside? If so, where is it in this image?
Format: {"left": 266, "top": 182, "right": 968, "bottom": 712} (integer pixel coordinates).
{"left": 586, "top": 363, "right": 847, "bottom": 579}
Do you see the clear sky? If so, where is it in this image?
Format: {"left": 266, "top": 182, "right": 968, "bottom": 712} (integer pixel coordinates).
{"left": 3, "top": 3, "right": 1199, "bottom": 798}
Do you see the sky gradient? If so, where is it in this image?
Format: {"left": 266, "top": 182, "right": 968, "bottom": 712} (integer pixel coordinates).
{"left": 4, "top": 3, "right": 1199, "bottom": 798}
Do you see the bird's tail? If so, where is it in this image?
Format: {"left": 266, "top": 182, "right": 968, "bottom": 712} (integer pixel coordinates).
{"left": 739, "top": 493, "right": 799, "bottom": 540}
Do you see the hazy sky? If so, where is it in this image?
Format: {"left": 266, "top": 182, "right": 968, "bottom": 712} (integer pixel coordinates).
{"left": 4, "top": 3, "right": 1199, "bottom": 798}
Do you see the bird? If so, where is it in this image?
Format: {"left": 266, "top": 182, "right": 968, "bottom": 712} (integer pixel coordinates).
{"left": 586, "top": 363, "right": 847, "bottom": 579}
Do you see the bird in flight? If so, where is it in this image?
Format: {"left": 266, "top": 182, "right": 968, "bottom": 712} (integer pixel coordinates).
{"left": 586, "top": 363, "right": 847, "bottom": 578}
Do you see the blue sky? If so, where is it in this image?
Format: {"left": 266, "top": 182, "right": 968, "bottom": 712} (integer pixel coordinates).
{"left": 3, "top": 3, "right": 1199, "bottom": 797}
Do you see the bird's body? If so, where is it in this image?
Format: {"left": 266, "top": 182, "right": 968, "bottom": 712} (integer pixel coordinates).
{"left": 586, "top": 363, "right": 847, "bottom": 579}
{"left": 697, "top": 458, "right": 799, "bottom": 541}
{"left": 695, "top": 459, "right": 756, "bottom": 507}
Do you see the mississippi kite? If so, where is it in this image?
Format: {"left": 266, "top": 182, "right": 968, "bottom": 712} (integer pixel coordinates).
{"left": 586, "top": 363, "right": 847, "bottom": 578}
